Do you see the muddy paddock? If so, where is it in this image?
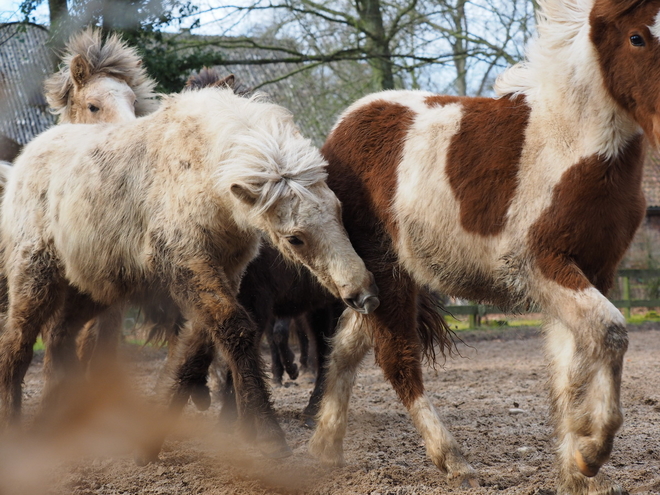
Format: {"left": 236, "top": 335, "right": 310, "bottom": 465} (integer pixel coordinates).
{"left": 0, "top": 324, "right": 658, "bottom": 494}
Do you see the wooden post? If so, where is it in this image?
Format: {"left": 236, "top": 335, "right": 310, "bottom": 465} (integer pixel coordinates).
{"left": 622, "top": 276, "right": 631, "bottom": 319}
{"left": 469, "top": 306, "right": 477, "bottom": 328}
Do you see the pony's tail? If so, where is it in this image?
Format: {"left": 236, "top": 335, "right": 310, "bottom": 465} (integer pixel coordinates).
{"left": 416, "top": 288, "right": 458, "bottom": 366}
{"left": 140, "top": 302, "right": 186, "bottom": 347}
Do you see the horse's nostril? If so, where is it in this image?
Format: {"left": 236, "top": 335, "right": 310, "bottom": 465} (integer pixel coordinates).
{"left": 343, "top": 294, "right": 380, "bottom": 315}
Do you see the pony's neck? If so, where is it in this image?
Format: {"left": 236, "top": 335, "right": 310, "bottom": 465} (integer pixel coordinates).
{"left": 496, "top": 8, "right": 641, "bottom": 160}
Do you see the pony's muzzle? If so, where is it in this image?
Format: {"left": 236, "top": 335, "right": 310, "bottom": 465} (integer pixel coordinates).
{"left": 344, "top": 294, "right": 380, "bottom": 314}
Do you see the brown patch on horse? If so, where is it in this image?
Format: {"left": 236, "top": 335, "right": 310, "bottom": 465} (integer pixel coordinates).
{"left": 590, "top": 0, "right": 660, "bottom": 144}
{"left": 529, "top": 134, "right": 646, "bottom": 293}
{"left": 426, "top": 95, "right": 531, "bottom": 236}
{"left": 322, "top": 100, "right": 414, "bottom": 242}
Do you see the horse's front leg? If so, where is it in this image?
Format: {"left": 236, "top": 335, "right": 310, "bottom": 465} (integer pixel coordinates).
{"left": 170, "top": 261, "right": 289, "bottom": 457}
{"left": 539, "top": 284, "right": 628, "bottom": 495}
{"left": 308, "top": 307, "right": 372, "bottom": 465}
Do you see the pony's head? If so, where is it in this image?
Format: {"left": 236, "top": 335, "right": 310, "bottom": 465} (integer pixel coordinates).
{"left": 220, "top": 122, "right": 379, "bottom": 315}
{"left": 44, "top": 27, "right": 157, "bottom": 124}
{"left": 590, "top": 0, "right": 660, "bottom": 145}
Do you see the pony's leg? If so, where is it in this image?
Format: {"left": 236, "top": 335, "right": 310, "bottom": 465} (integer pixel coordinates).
{"left": 537, "top": 283, "right": 629, "bottom": 494}
{"left": 273, "top": 319, "right": 298, "bottom": 381}
{"left": 265, "top": 321, "right": 284, "bottom": 385}
{"left": 167, "top": 262, "right": 288, "bottom": 457}
{"left": 295, "top": 316, "right": 310, "bottom": 373}
{"left": 308, "top": 307, "right": 372, "bottom": 466}
{"left": 0, "top": 250, "right": 63, "bottom": 426}
{"left": 302, "top": 303, "right": 341, "bottom": 427}
{"left": 85, "top": 304, "right": 125, "bottom": 378}
{"left": 370, "top": 278, "right": 474, "bottom": 484}
{"left": 41, "top": 288, "right": 107, "bottom": 413}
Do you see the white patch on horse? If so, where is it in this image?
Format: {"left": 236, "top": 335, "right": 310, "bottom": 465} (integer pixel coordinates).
{"left": 650, "top": 9, "right": 660, "bottom": 42}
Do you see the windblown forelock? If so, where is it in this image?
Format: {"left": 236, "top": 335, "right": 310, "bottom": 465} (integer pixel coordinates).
{"left": 44, "top": 27, "right": 157, "bottom": 121}
{"left": 217, "top": 131, "right": 328, "bottom": 215}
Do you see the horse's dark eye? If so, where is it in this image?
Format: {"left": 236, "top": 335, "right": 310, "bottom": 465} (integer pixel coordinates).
{"left": 286, "top": 235, "right": 304, "bottom": 246}
{"left": 630, "top": 34, "right": 645, "bottom": 47}
{"left": 88, "top": 104, "right": 100, "bottom": 112}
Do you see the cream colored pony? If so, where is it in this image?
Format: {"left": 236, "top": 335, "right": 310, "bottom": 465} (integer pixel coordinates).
{"left": 44, "top": 27, "right": 157, "bottom": 124}
{"left": 0, "top": 87, "right": 379, "bottom": 460}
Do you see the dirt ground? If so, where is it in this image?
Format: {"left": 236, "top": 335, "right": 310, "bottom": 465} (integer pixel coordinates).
{"left": 1, "top": 323, "right": 659, "bottom": 495}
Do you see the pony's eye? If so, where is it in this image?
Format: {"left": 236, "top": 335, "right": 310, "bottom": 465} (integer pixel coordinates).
{"left": 286, "top": 235, "right": 304, "bottom": 246}
{"left": 630, "top": 34, "right": 645, "bottom": 47}
{"left": 88, "top": 104, "right": 100, "bottom": 112}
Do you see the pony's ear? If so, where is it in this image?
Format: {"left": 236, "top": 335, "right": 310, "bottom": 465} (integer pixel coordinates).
{"left": 231, "top": 183, "right": 258, "bottom": 206}
{"left": 215, "top": 74, "right": 235, "bottom": 89}
{"left": 70, "top": 54, "right": 91, "bottom": 88}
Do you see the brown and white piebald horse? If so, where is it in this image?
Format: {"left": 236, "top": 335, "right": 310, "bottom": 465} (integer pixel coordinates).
{"left": 309, "top": 0, "right": 657, "bottom": 492}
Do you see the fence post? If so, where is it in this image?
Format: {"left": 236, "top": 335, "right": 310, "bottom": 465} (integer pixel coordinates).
{"left": 622, "top": 276, "right": 631, "bottom": 319}
{"left": 468, "top": 305, "right": 477, "bottom": 328}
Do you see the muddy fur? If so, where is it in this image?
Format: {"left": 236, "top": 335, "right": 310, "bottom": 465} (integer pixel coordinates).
{"left": 0, "top": 88, "right": 378, "bottom": 464}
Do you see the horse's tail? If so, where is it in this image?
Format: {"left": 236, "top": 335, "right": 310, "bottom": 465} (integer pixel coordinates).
{"left": 139, "top": 301, "right": 186, "bottom": 347}
{"left": 416, "top": 288, "right": 458, "bottom": 366}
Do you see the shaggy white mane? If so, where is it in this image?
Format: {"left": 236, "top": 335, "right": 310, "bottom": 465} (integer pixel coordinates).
{"left": 44, "top": 27, "right": 157, "bottom": 121}
{"left": 213, "top": 92, "right": 328, "bottom": 215}
{"left": 494, "top": 0, "right": 594, "bottom": 97}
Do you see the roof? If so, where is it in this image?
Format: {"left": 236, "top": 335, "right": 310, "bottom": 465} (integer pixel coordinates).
{"left": 0, "top": 23, "right": 56, "bottom": 150}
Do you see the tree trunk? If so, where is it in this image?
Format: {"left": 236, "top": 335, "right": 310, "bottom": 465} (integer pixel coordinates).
{"left": 47, "top": 0, "right": 69, "bottom": 53}
{"left": 356, "top": 0, "right": 395, "bottom": 91}
{"left": 450, "top": 0, "right": 467, "bottom": 96}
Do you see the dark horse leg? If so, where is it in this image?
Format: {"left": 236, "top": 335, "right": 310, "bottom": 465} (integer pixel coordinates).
{"left": 40, "top": 288, "right": 108, "bottom": 418}
{"left": 272, "top": 318, "right": 298, "bottom": 381}
{"left": 302, "top": 303, "right": 343, "bottom": 428}
{"left": 137, "top": 259, "right": 289, "bottom": 464}
{"left": 294, "top": 316, "right": 310, "bottom": 373}
{"left": 264, "top": 320, "right": 284, "bottom": 385}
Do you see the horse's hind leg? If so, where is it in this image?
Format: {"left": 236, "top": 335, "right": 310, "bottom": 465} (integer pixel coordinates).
{"left": 537, "top": 282, "right": 629, "bottom": 494}
{"left": 0, "top": 249, "right": 63, "bottom": 426}
{"left": 302, "top": 303, "right": 342, "bottom": 427}
{"left": 41, "top": 288, "right": 107, "bottom": 414}
{"left": 273, "top": 318, "right": 298, "bottom": 380}
{"left": 370, "top": 277, "right": 474, "bottom": 484}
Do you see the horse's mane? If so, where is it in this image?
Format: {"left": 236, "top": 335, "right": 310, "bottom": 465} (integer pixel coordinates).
{"left": 44, "top": 27, "right": 157, "bottom": 120}
{"left": 209, "top": 90, "right": 327, "bottom": 215}
{"left": 495, "top": 0, "right": 593, "bottom": 96}
{"left": 185, "top": 67, "right": 248, "bottom": 95}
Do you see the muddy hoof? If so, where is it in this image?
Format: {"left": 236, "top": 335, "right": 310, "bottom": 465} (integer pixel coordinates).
{"left": 260, "top": 441, "right": 293, "bottom": 459}
{"left": 190, "top": 385, "right": 211, "bottom": 411}
{"left": 287, "top": 364, "right": 299, "bottom": 381}
{"left": 575, "top": 450, "right": 600, "bottom": 478}
{"left": 461, "top": 476, "right": 480, "bottom": 488}
{"left": 303, "top": 416, "right": 316, "bottom": 429}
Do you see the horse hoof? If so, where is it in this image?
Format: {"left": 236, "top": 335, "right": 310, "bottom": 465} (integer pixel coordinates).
{"left": 575, "top": 449, "right": 600, "bottom": 477}
{"left": 191, "top": 385, "right": 211, "bottom": 411}
{"left": 260, "top": 441, "right": 293, "bottom": 459}
{"left": 461, "top": 476, "right": 480, "bottom": 488}
{"left": 287, "top": 364, "right": 299, "bottom": 381}
{"left": 302, "top": 416, "right": 316, "bottom": 429}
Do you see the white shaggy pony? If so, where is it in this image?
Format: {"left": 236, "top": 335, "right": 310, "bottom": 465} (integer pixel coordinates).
{"left": 0, "top": 87, "right": 379, "bottom": 458}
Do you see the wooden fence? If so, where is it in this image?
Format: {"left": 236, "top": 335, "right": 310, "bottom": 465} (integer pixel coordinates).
{"left": 440, "top": 268, "right": 660, "bottom": 327}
